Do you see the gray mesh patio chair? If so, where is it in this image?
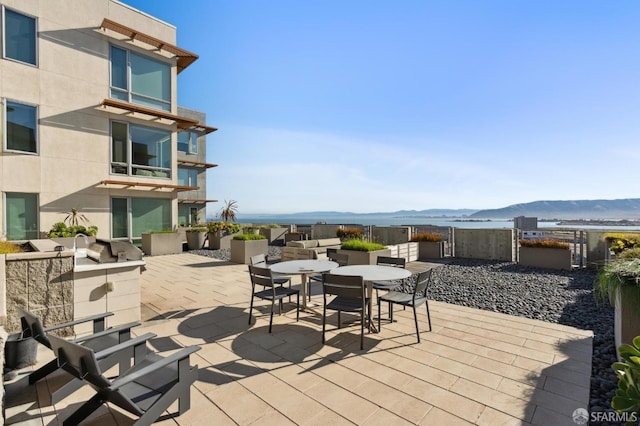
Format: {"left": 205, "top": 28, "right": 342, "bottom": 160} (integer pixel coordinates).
{"left": 48, "top": 333, "right": 200, "bottom": 426}
{"left": 322, "top": 273, "right": 368, "bottom": 350}
{"left": 16, "top": 306, "right": 141, "bottom": 404}
{"left": 307, "top": 252, "right": 348, "bottom": 301}
{"left": 378, "top": 269, "right": 433, "bottom": 342}
{"left": 248, "top": 264, "right": 300, "bottom": 333}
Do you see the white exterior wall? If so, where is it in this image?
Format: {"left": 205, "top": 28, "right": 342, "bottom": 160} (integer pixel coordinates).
{"left": 0, "top": 0, "right": 195, "bottom": 239}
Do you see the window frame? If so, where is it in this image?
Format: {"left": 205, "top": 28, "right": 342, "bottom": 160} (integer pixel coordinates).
{"left": 4, "top": 192, "right": 39, "bottom": 240}
{"left": 111, "top": 196, "right": 171, "bottom": 243}
{"left": 177, "top": 166, "right": 197, "bottom": 187}
{"left": 178, "top": 130, "right": 198, "bottom": 154}
{"left": 109, "top": 44, "right": 171, "bottom": 112}
{"left": 2, "top": 6, "right": 38, "bottom": 66}
{"left": 3, "top": 98, "right": 39, "bottom": 155}
{"left": 110, "top": 120, "right": 172, "bottom": 179}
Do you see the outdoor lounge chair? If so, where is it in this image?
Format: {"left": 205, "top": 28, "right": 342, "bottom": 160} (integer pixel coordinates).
{"left": 378, "top": 269, "right": 433, "bottom": 342}
{"left": 48, "top": 333, "right": 200, "bottom": 426}
{"left": 322, "top": 273, "right": 368, "bottom": 350}
{"left": 248, "top": 264, "right": 300, "bottom": 333}
{"left": 16, "top": 307, "right": 141, "bottom": 404}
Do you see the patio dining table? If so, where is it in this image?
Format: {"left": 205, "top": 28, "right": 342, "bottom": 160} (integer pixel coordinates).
{"left": 270, "top": 259, "right": 338, "bottom": 309}
{"left": 331, "top": 264, "right": 412, "bottom": 332}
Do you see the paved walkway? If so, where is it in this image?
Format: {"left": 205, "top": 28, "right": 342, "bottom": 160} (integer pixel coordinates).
{"left": 5, "top": 253, "right": 593, "bottom": 425}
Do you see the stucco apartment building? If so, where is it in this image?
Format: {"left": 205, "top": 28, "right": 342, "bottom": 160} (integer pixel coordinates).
{"left": 0, "top": 0, "right": 216, "bottom": 243}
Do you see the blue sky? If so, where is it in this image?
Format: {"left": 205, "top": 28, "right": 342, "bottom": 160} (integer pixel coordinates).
{"left": 121, "top": 0, "right": 640, "bottom": 215}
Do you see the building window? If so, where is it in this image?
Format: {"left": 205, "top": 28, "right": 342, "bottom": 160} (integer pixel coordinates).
{"left": 5, "top": 192, "right": 38, "bottom": 240}
{"left": 178, "top": 130, "right": 197, "bottom": 154}
{"left": 4, "top": 99, "right": 37, "bottom": 154}
{"left": 111, "top": 121, "right": 171, "bottom": 178}
{"left": 177, "top": 167, "right": 197, "bottom": 187}
{"left": 2, "top": 7, "right": 37, "bottom": 65}
{"left": 178, "top": 206, "right": 199, "bottom": 226}
{"left": 112, "top": 197, "right": 171, "bottom": 242}
{"left": 110, "top": 45, "right": 170, "bottom": 111}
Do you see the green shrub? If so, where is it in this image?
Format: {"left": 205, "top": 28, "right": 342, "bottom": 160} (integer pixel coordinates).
{"left": 594, "top": 258, "right": 640, "bottom": 305}
{"left": 233, "top": 233, "right": 267, "bottom": 241}
{"left": 611, "top": 336, "right": 640, "bottom": 420}
{"left": 519, "top": 239, "right": 569, "bottom": 249}
{"left": 47, "top": 222, "right": 98, "bottom": 238}
{"left": 148, "top": 230, "right": 176, "bottom": 234}
{"left": 340, "top": 239, "right": 386, "bottom": 252}
{"left": 0, "top": 241, "right": 24, "bottom": 254}
{"left": 337, "top": 227, "right": 364, "bottom": 240}
{"left": 207, "top": 221, "right": 242, "bottom": 234}
{"left": 606, "top": 233, "right": 640, "bottom": 254}
{"left": 619, "top": 248, "right": 640, "bottom": 260}
{"left": 186, "top": 226, "right": 208, "bottom": 233}
{"left": 411, "top": 232, "right": 443, "bottom": 242}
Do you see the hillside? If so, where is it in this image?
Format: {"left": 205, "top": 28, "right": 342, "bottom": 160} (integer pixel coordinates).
{"left": 470, "top": 198, "right": 640, "bottom": 220}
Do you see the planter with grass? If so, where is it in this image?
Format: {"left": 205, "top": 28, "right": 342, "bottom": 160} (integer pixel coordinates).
{"left": 337, "top": 239, "right": 391, "bottom": 265}
{"left": 518, "top": 239, "right": 572, "bottom": 270}
{"left": 595, "top": 252, "right": 640, "bottom": 355}
{"left": 230, "top": 233, "right": 268, "bottom": 264}
{"left": 141, "top": 231, "right": 181, "bottom": 256}
{"left": 207, "top": 222, "right": 242, "bottom": 250}
{"left": 411, "top": 231, "right": 445, "bottom": 260}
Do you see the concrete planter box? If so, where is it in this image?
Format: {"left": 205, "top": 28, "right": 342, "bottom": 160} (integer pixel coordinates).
{"left": 418, "top": 241, "right": 445, "bottom": 260}
{"left": 614, "top": 285, "right": 640, "bottom": 357}
{"left": 285, "top": 233, "right": 305, "bottom": 243}
{"left": 208, "top": 231, "right": 239, "bottom": 250}
{"left": 337, "top": 248, "right": 392, "bottom": 265}
{"left": 186, "top": 231, "right": 207, "bottom": 250}
{"left": 141, "top": 233, "right": 182, "bottom": 256}
{"left": 518, "top": 246, "right": 572, "bottom": 270}
{"left": 230, "top": 239, "right": 268, "bottom": 264}
{"left": 260, "top": 227, "right": 288, "bottom": 245}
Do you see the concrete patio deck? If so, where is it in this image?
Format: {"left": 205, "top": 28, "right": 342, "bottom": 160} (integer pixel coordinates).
{"left": 5, "top": 253, "right": 593, "bottom": 425}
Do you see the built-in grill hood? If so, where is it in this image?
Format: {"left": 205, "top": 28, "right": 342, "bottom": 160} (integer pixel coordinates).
{"left": 86, "top": 239, "right": 143, "bottom": 263}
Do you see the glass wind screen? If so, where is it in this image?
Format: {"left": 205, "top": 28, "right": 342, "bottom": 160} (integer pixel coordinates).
{"left": 6, "top": 101, "right": 37, "bottom": 153}
{"left": 4, "top": 9, "right": 36, "bottom": 65}
{"left": 131, "top": 198, "right": 171, "bottom": 237}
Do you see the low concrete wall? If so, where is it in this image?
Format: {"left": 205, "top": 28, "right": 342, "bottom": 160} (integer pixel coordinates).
{"left": 371, "top": 226, "right": 411, "bottom": 245}
{"left": 3, "top": 251, "right": 74, "bottom": 334}
{"left": 454, "top": 228, "right": 514, "bottom": 261}
{"left": 311, "top": 224, "right": 341, "bottom": 239}
{"left": 586, "top": 230, "right": 609, "bottom": 269}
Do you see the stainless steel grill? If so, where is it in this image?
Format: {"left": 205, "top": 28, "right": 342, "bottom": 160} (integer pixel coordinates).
{"left": 86, "top": 239, "right": 143, "bottom": 263}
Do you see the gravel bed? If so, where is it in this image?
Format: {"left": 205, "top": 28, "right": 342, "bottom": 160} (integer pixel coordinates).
{"left": 187, "top": 248, "right": 619, "bottom": 421}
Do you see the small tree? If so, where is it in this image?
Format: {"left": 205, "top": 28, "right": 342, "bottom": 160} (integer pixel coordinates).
{"left": 218, "top": 200, "right": 238, "bottom": 222}
{"left": 64, "top": 208, "right": 88, "bottom": 227}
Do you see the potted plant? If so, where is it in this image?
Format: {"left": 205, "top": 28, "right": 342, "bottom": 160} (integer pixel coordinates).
{"left": 141, "top": 230, "right": 181, "bottom": 256}
{"left": 411, "top": 231, "right": 445, "bottom": 259}
{"left": 230, "top": 233, "right": 268, "bottom": 264}
{"left": 611, "top": 336, "right": 640, "bottom": 421}
{"left": 605, "top": 233, "right": 640, "bottom": 260}
{"left": 218, "top": 199, "right": 238, "bottom": 222}
{"left": 518, "top": 238, "right": 571, "bottom": 270}
{"left": 595, "top": 249, "right": 640, "bottom": 354}
{"left": 337, "top": 239, "right": 391, "bottom": 265}
{"left": 337, "top": 227, "right": 364, "bottom": 241}
{"left": 186, "top": 226, "right": 208, "bottom": 250}
{"left": 207, "top": 221, "right": 242, "bottom": 250}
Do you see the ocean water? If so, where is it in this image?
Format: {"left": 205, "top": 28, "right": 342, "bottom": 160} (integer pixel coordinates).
{"left": 235, "top": 214, "right": 640, "bottom": 231}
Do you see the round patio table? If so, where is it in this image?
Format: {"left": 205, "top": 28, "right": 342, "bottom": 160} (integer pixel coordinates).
{"left": 331, "top": 264, "right": 412, "bottom": 332}
{"left": 270, "top": 260, "right": 338, "bottom": 309}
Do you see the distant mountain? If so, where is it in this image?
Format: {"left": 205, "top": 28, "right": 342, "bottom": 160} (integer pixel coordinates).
{"left": 238, "top": 209, "right": 478, "bottom": 219}
{"left": 470, "top": 198, "right": 640, "bottom": 220}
